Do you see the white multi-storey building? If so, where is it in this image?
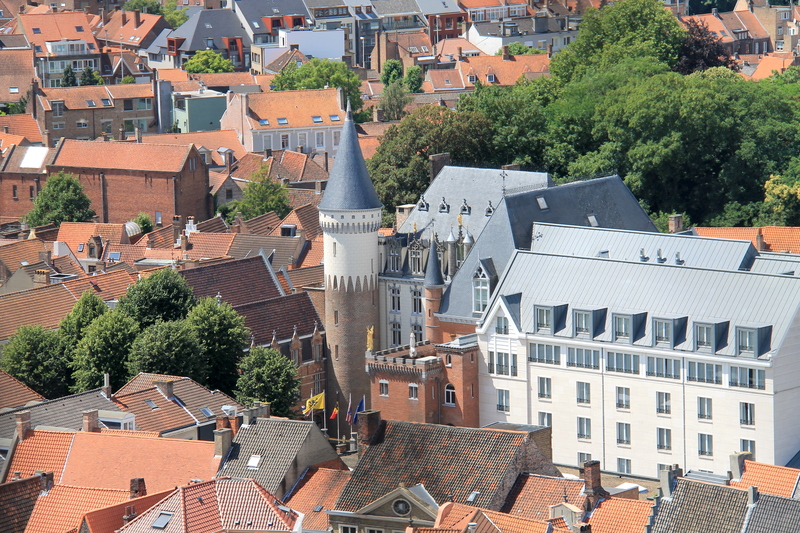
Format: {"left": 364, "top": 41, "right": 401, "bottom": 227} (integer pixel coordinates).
{"left": 477, "top": 223, "right": 800, "bottom": 478}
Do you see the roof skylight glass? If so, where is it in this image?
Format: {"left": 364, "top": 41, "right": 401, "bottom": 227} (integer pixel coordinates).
{"left": 277, "top": 118, "right": 288, "bottom": 125}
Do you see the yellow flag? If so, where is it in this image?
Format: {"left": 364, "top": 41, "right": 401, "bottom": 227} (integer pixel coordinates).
{"left": 303, "top": 392, "right": 325, "bottom": 414}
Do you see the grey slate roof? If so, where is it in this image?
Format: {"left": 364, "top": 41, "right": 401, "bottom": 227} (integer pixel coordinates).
{"left": 146, "top": 28, "right": 171, "bottom": 54}
{"left": 652, "top": 478, "right": 750, "bottom": 533}
{"left": 0, "top": 388, "right": 123, "bottom": 442}
{"left": 529, "top": 223, "right": 758, "bottom": 271}
{"left": 745, "top": 493, "right": 800, "bottom": 533}
{"left": 438, "top": 176, "right": 656, "bottom": 321}
{"left": 227, "top": 234, "right": 306, "bottom": 268}
{"left": 235, "top": 0, "right": 309, "bottom": 33}
{"left": 216, "top": 417, "right": 339, "bottom": 497}
{"left": 486, "top": 249, "right": 800, "bottom": 357}
{"left": 472, "top": 17, "right": 565, "bottom": 36}
{"left": 371, "top": 0, "right": 422, "bottom": 16}
{"left": 318, "top": 109, "right": 382, "bottom": 211}
{"left": 168, "top": 9, "right": 252, "bottom": 52}
{"left": 398, "top": 166, "right": 553, "bottom": 237}
{"left": 414, "top": 0, "right": 463, "bottom": 15}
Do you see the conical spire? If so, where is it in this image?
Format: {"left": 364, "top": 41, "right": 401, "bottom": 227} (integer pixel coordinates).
{"left": 318, "top": 100, "right": 382, "bottom": 211}
{"left": 424, "top": 237, "right": 445, "bottom": 288}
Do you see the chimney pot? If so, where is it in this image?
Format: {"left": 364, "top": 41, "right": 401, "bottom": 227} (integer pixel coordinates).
{"left": 33, "top": 269, "right": 50, "bottom": 287}
{"left": 39, "top": 471, "right": 53, "bottom": 491}
{"left": 101, "top": 372, "right": 112, "bottom": 398}
{"left": 133, "top": 9, "right": 141, "bottom": 28}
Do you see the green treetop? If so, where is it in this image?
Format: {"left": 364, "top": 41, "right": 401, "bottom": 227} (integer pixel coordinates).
{"left": 117, "top": 268, "right": 196, "bottom": 328}
{"left": 71, "top": 310, "right": 139, "bottom": 392}
{"left": 61, "top": 65, "right": 77, "bottom": 87}
{"left": 272, "top": 58, "right": 364, "bottom": 110}
{"left": 380, "top": 59, "right": 403, "bottom": 86}
{"left": 223, "top": 164, "right": 291, "bottom": 221}
{"left": 1, "top": 325, "right": 70, "bottom": 398}
{"left": 127, "top": 320, "right": 206, "bottom": 383}
{"left": 26, "top": 172, "right": 95, "bottom": 227}
{"left": 235, "top": 347, "right": 300, "bottom": 417}
{"left": 184, "top": 50, "right": 235, "bottom": 74}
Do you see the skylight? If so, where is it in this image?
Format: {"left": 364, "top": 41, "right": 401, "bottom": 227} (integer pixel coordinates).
{"left": 108, "top": 251, "right": 121, "bottom": 260}
{"left": 75, "top": 25, "right": 84, "bottom": 32}
{"left": 86, "top": 100, "right": 96, "bottom": 107}
{"left": 32, "top": 28, "right": 41, "bottom": 34}
{"left": 252, "top": 20, "right": 260, "bottom": 28}
{"left": 588, "top": 214, "right": 599, "bottom": 227}
{"left": 101, "top": 98, "right": 112, "bottom": 106}
{"left": 34, "top": 46, "right": 42, "bottom": 53}
{"left": 151, "top": 512, "right": 174, "bottom": 529}
{"left": 199, "top": 406, "right": 213, "bottom": 417}
{"left": 409, "top": 46, "right": 419, "bottom": 52}
{"left": 145, "top": 399, "right": 158, "bottom": 409}
{"left": 247, "top": 455, "right": 261, "bottom": 469}
{"left": 312, "top": 115, "right": 323, "bottom": 123}
{"left": 329, "top": 114, "right": 340, "bottom": 121}
{"left": 204, "top": 22, "right": 212, "bottom": 28}
{"left": 77, "top": 243, "right": 85, "bottom": 252}
{"left": 258, "top": 119, "right": 269, "bottom": 125}
{"left": 277, "top": 118, "right": 288, "bottom": 125}
{"left": 536, "top": 196, "right": 548, "bottom": 210}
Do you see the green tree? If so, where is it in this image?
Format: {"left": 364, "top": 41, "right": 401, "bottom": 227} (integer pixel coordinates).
{"left": 549, "top": 0, "right": 686, "bottom": 83}
{"left": 80, "top": 67, "right": 104, "bottom": 86}
{"left": 380, "top": 59, "right": 403, "bottom": 86}
{"left": 184, "top": 50, "right": 235, "bottom": 74}
{"left": 59, "top": 290, "right": 107, "bottom": 354}
{"left": 1, "top": 326, "right": 69, "bottom": 398}
{"left": 133, "top": 212, "right": 153, "bottom": 235}
{"left": 117, "top": 268, "right": 196, "bottom": 328}
{"left": 272, "top": 58, "right": 364, "bottom": 110}
{"left": 26, "top": 171, "right": 95, "bottom": 227}
{"left": 761, "top": 173, "right": 800, "bottom": 226}
{"left": 674, "top": 18, "right": 738, "bottom": 75}
{"left": 368, "top": 105, "right": 493, "bottom": 223}
{"left": 71, "top": 310, "right": 139, "bottom": 392}
{"left": 123, "top": 0, "right": 163, "bottom": 14}
{"left": 404, "top": 65, "right": 423, "bottom": 93}
{"left": 494, "top": 42, "right": 545, "bottom": 55}
{"left": 128, "top": 320, "right": 205, "bottom": 383}
{"left": 61, "top": 65, "right": 77, "bottom": 87}
{"left": 235, "top": 347, "right": 300, "bottom": 417}
{"left": 378, "top": 80, "right": 412, "bottom": 121}
{"left": 225, "top": 164, "right": 291, "bottom": 221}
{"left": 120, "top": 75, "right": 136, "bottom": 84}
{"left": 163, "top": 0, "right": 189, "bottom": 29}
{"left": 186, "top": 297, "right": 250, "bottom": 395}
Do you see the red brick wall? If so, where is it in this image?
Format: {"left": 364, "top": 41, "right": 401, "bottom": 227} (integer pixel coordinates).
{"left": 0, "top": 174, "right": 40, "bottom": 221}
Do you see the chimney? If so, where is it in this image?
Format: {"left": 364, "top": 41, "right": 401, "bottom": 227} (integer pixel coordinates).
{"left": 82, "top": 409, "right": 100, "bottom": 432}
{"left": 225, "top": 151, "right": 232, "bottom": 175}
{"left": 154, "top": 380, "right": 174, "bottom": 399}
{"left": 216, "top": 415, "right": 231, "bottom": 430}
{"left": 228, "top": 414, "right": 241, "bottom": 435}
{"left": 3, "top": 125, "right": 8, "bottom": 133}
{"left": 429, "top": 152, "right": 451, "bottom": 183}
{"left": 134, "top": 126, "right": 142, "bottom": 143}
{"left": 33, "top": 269, "right": 50, "bottom": 287}
{"left": 15, "top": 411, "right": 31, "bottom": 441}
{"left": 547, "top": 43, "right": 553, "bottom": 58}
{"left": 730, "top": 451, "right": 753, "bottom": 481}
{"left": 121, "top": 10, "right": 127, "bottom": 25}
{"left": 755, "top": 228, "right": 765, "bottom": 251}
{"left": 118, "top": 126, "right": 125, "bottom": 141}
{"left": 373, "top": 106, "right": 385, "bottom": 122}
{"left": 180, "top": 230, "right": 188, "bottom": 259}
{"left": 99, "top": 7, "right": 105, "bottom": 24}
{"left": 668, "top": 214, "right": 684, "bottom": 233}
{"left": 130, "top": 478, "right": 147, "bottom": 499}
{"left": 133, "top": 9, "right": 140, "bottom": 28}
{"left": 712, "top": 7, "right": 719, "bottom": 16}
{"left": 323, "top": 151, "right": 329, "bottom": 172}
{"left": 356, "top": 409, "right": 382, "bottom": 457}
{"left": 502, "top": 44, "right": 510, "bottom": 60}
{"left": 747, "top": 486, "right": 759, "bottom": 505}
{"left": 38, "top": 250, "right": 52, "bottom": 265}
{"left": 659, "top": 465, "right": 682, "bottom": 499}
{"left": 456, "top": 46, "right": 463, "bottom": 60}
{"left": 101, "top": 372, "right": 112, "bottom": 398}
{"left": 214, "top": 428, "right": 233, "bottom": 457}
{"left": 123, "top": 505, "right": 138, "bottom": 524}
{"left": 172, "top": 215, "right": 182, "bottom": 245}
{"left": 12, "top": 472, "right": 21, "bottom": 481}
{"left": 43, "top": 129, "right": 50, "bottom": 148}
{"left": 39, "top": 472, "right": 54, "bottom": 491}
{"left": 581, "top": 460, "right": 603, "bottom": 496}
{"left": 243, "top": 407, "right": 259, "bottom": 425}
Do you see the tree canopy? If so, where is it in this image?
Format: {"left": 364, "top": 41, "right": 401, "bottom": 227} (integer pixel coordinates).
{"left": 72, "top": 310, "right": 139, "bottom": 392}
{"left": 272, "top": 58, "right": 363, "bottom": 110}
{"left": 59, "top": 290, "right": 107, "bottom": 353}
{"left": 235, "top": 347, "right": 300, "bottom": 417}
{"left": 184, "top": 50, "right": 235, "bottom": 74}
{"left": 26, "top": 172, "right": 95, "bottom": 227}
{"left": 404, "top": 65, "right": 423, "bottom": 93}
{"left": 378, "top": 80, "right": 412, "bottom": 121}
{"left": 61, "top": 65, "right": 77, "bottom": 87}
{"left": 380, "top": 60, "right": 403, "bottom": 86}
{"left": 133, "top": 212, "right": 153, "bottom": 235}
{"left": 128, "top": 320, "right": 205, "bottom": 382}
{"left": 223, "top": 164, "right": 291, "bottom": 221}
{"left": 163, "top": 0, "right": 189, "bottom": 28}
{"left": 80, "top": 67, "right": 104, "bottom": 86}
{"left": 117, "top": 268, "right": 195, "bottom": 328}
{"left": 1, "top": 326, "right": 70, "bottom": 398}
{"left": 674, "top": 18, "right": 738, "bottom": 75}
{"left": 495, "top": 42, "right": 545, "bottom": 55}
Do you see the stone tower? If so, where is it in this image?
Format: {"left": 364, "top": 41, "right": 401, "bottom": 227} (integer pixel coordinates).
{"left": 319, "top": 105, "right": 382, "bottom": 419}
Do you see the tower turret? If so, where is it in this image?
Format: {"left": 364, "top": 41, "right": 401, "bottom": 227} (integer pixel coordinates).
{"left": 319, "top": 105, "right": 382, "bottom": 416}
{"left": 424, "top": 237, "right": 445, "bottom": 344}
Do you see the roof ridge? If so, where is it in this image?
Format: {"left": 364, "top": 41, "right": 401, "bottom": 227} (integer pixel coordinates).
{"left": 1, "top": 387, "right": 106, "bottom": 415}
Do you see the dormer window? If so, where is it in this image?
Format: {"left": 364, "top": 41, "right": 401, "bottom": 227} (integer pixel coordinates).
{"left": 735, "top": 325, "right": 771, "bottom": 357}
{"left": 473, "top": 266, "right": 489, "bottom": 313}
{"left": 459, "top": 199, "right": 471, "bottom": 215}
{"left": 655, "top": 320, "right": 671, "bottom": 345}
{"left": 614, "top": 315, "right": 630, "bottom": 341}
{"left": 468, "top": 74, "right": 476, "bottom": 83}
{"left": 438, "top": 197, "right": 449, "bottom": 213}
{"left": 496, "top": 316, "right": 509, "bottom": 335}
{"left": 418, "top": 195, "right": 429, "bottom": 211}
{"left": 485, "top": 200, "right": 494, "bottom": 216}
{"left": 536, "top": 306, "right": 552, "bottom": 332}
{"left": 738, "top": 328, "right": 755, "bottom": 354}
{"left": 487, "top": 73, "right": 496, "bottom": 82}
{"left": 575, "top": 311, "right": 590, "bottom": 336}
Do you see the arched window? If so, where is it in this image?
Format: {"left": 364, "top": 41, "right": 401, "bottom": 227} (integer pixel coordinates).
{"left": 473, "top": 266, "right": 489, "bottom": 313}
{"left": 444, "top": 384, "right": 456, "bottom": 405}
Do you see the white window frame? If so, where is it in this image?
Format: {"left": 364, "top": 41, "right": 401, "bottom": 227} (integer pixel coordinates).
{"left": 614, "top": 315, "right": 631, "bottom": 341}
{"left": 567, "top": 347, "right": 598, "bottom": 369}
{"left": 657, "top": 427, "right": 672, "bottom": 450}
{"left": 698, "top": 397, "right": 712, "bottom": 420}
{"left": 444, "top": 384, "right": 456, "bottom": 405}
{"left": 408, "top": 383, "right": 419, "bottom": 400}
{"left": 574, "top": 310, "right": 591, "bottom": 336}
{"left": 616, "top": 422, "right": 631, "bottom": 445}
{"left": 577, "top": 382, "right": 590, "bottom": 404}
{"left": 740, "top": 402, "right": 755, "bottom": 426}
{"left": 496, "top": 316, "right": 509, "bottom": 335}
{"left": 617, "top": 458, "right": 631, "bottom": 474}
{"left": 379, "top": 380, "right": 389, "bottom": 397}
{"left": 535, "top": 306, "right": 552, "bottom": 333}
{"left": 616, "top": 387, "right": 630, "bottom": 409}
{"left": 538, "top": 411, "right": 552, "bottom": 427}
{"left": 473, "top": 267, "right": 489, "bottom": 313}
{"left": 577, "top": 417, "right": 591, "bottom": 439}
{"left": 657, "top": 391, "right": 671, "bottom": 414}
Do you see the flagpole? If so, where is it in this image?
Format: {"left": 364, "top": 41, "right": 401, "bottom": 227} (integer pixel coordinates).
{"left": 337, "top": 392, "right": 341, "bottom": 441}
{"left": 323, "top": 390, "right": 327, "bottom": 431}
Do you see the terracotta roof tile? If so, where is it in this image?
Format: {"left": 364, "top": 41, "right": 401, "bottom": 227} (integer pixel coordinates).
{"left": 283, "top": 264, "right": 324, "bottom": 290}
{"left": 37, "top": 85, "right": 114, "bottom": 111}
{"left": 196, "top": 214, "right": 229, "bottom": 233}
{"left": 0, "top": 239, "right": 46, "bottom": 276}
{"left": 298, "top": 238, "right": 323, "bottom": 267}
{"left": 480, "top": 509, "right": 550, "bottom": 533}
{"left": 749, "top": 55, "right": 795, "bottom": 80}
{"left": 232, "top": 152, "right": 269, "bottom": 181}
{"left": 458, "top": 55, "right": 550, "bottom": 88}
{"left": 144, "top": 225, "right": 175, "bottom": 249}
{"left": 0, "top": 133, "right": 30, "bottom": 151}
{"left": 234, "top": 291, "right": 321, "bottom": 345}
{"left": 0, "top": 49, "right": 35, "bottom": 103}
{"left": 51, "top": 254, "right": 84, "bottom": 277}
{"left": 0, "top": 114, "right": 42, "bottom": 144}
{"left": 115, "top": 373, "right": 184, "bottom": 396}
{"left": 52, "top": 140, "right": 190, "bottom": 173}
{"left": 208, "top": 170, "right": 230, "bottom": 194}
{"left": 102, "top": 243, "right": 147, "bottom": 265}
{"left": 284, "top": 467, "right": 351, "bottom": 531}
{"left": 246, "top": 88, "right": 344, "bottom": 130}
{"left": 156, "top": 68, "right": 190, "bottom": 82}
{"left": 79, "top": 488, "right": 173, "bottom": 533}
{"left": 0, "top": 369, "right": 46, "bottom": 409}
{"left": 172, "top": 80, "right": 205, "bottom": 92}
{"left": 3, "top": 430, "right": 75, "bottom": 483}
{"left": 730, "top": 460, "right": 800, "bottom": 497}
{"left": 61, "top": 270, "right": 136, "bottom": 301}
{"left": 118, "top": 478, "right": 299, "bottom": 533}
{"left": 25, "top": 484, "right": 130, "bottom": 533}
{"left": 190, "top": 71, "right": 258, "bottom": 87}
{"left": 288, "top": 188, "right": 324, "bottom": 209}
{"left": 243, "top": 211, "right": 282, "bottom": 235}
{"left": 694, "top": 226, "right": 800, "bottom": 254}
{"left": 140, "top": 130, "right": 246, "bottom": 166}
{"left": 180, "top": 255, "right": 282, "bottom": 306}
{"left": 0, "top": 284, "right": 77, "bottom": 342}
{"left": 0, "top": 474, "right": 42, "bottom": 533}
{"left": 681, "top": 14, "right": 734, "bottom": 43}
{"left": 273, "top": 203, "right": 320, "bottom": 240}
{"left": 100, "top": 10, "right": 167, "bottom": 48}
{"left": 19, "top": 11, "right": 100, "bottom": 58}
{"left": 501, "top": 474, "right": 587, "bottom": 521}
{"left": 586, "top": 497, "right": 655, "bottom": 533}
{"left": 55, "top": 222, "right": 128, "bottom": 259}
{"left": 227, "top": 234, "right": 306, "bottom": 268}
{"left": 103, "top": 84, "right": 156, "bottom": 99}
{"left": 183, "top": 232, "right": 236, "bottom": 259}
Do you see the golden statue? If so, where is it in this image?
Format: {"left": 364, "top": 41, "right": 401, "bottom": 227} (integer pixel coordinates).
{"left": 457, "top": 213, "right": 463, "bottom": 227}
{"left": 367, "top": 325, "right": 375, "bottom": 351}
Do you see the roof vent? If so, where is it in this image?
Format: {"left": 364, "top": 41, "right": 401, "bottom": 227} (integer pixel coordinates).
{"left": 639, "top": 248, "right": 649, "bottom": 262}
{"left": 675, "top": 252, "right": 684, "bottom": 265}
{"left": 466, "top": 491, "right": 480, "bottom": 502}
{"left": 657, "top": 249, "right": 666, "bottom": 263}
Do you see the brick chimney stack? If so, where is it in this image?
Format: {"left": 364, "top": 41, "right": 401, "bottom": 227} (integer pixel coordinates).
{"left": 668, "top": 214, "right": 684, "bottom": 233}
{"left": 133, "top": 9, "right": 140, "bottom": 28}
{"left": 580, "top": 460, "right": 607, "bottom": 506}
{"left": 214, "top": 428, "right": 233, "bottom": 457}
{"left": 101, "top": 373, "right": 112, "bottom": 398}
{"left": 429, "top": 153, "right": 451, "bottom": 183}
{"left": 154, "top": 380, "right": 174, "bottom": 399}
{"left": 15, "top": 411, "right": 31, "bottom": 441}
{"left": 38, "top": 250, "right": 52, "bottom": 265}
{"left": 33, "top": 269, "right": 50, "bottom": 287}
{"left": 129, "top": 477, "right": 147, "bottom": 499}
{"left": 357, "top": 410, "right": 382, "bottom": 457}
{"left": 82, "top": 409, "right": 99, "bottom": 432}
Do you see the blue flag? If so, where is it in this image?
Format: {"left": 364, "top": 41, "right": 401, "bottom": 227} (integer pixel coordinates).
{"left": 351, "top": 396, "right": 366, "bottom": 425}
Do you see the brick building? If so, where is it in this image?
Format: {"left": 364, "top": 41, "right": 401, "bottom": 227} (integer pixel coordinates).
{"left": 48, "top": 139, "right": 211, "bottom": 224}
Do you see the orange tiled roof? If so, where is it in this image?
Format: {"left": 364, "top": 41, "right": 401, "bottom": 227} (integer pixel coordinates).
{"left": 245, "top": 88, "right": 344, "bottom": 130}
{"left": 0, "top": 238, "right": 46, "bottom": 274}
{"left": 482, "top": 509, "right": 550, "bottom": 533}
{"left": 55, "top": 222, "right": 128, "bottom": 259}
{"left": 243, "top": 211, "right": 282, "bottom": 235}
{"left": 115, "top": 373, "right": 184, "bottom": 396}
{"left": 273, "top": 203, "right": 320, "bottom": 240}
{"left": 298, "top": 238, "right": 324, "bottom": 268}
{"left": 0, "top": 369, "right": 45, "bottom": 410}
{"left": 78, "top": 488, "right": 174, "bottom": 533}
{"left": 102, "top": 243, "right": 147, "bottom": 265}
{"left": 285, "top": 467, "right": 351, "bottom": 531}
{"left": 189, "top": 71, "right": 258, "bottom": 87}
{"left": 104, "top": 84, "right": 156, "bottom": 99}
{"left": 52, "top": 140, "right": 191, "bottom": 173}
{"left": 37, "top": 85, "right": 114, "bottom": 111}
{"left": 0, "top": 132, "right": 29, "bottom": 152}
{"left": 60, "top": 270, "right": 136, "bottom": 301}
{"left": 0, "top": 49, "right": 35, "bottom": 103}
{"left": 209, "top": 170, "right": 230, "bottom": 195}
{"left": 183, "top": 232, "right": 236, "bottom": 259}
{"left": 730, "top": 460, "right": 800, "bottom": 497}
{"left": 19, "top": 11, "right": 100, "bottom": 58}
{"left": 0, "top": 114, "right": 42, "bottom": 144}
{"left": 750, "top": 55, "right": 796, "bottom": 80}
{"left": 140, "top": 130, "right": 246, "bottom": 166}
{"left": 0, "top": 284, "right": 77, "bottom": 342}
{"left": 24, "top": 484, "right": 130, "bottom": 533}
{"left": 157, "top": 68, "right": 190, "bottom": 82}
{"left": 586, "top": 497, "right": 655, "bottom": 533}
{"left": 255, "top": 74, "right": 276, "bottom": 91}
{"left": 100, "top": 10, "right": 166, "bottom": 47}
{"left": 459, "top": 0, "right": 527, "bottom": 8}
{"left": 694, "top": 226, "right": 800, "bottom": 253}
{"left": 460, "top": 54, "right": 550, "bottom": 87}
{"left": 4, "top": 430, "right": 75, "bottom": 483}
{"left": 501, "top": 474, "right": 587, "bottom": 521}
{"left": 681, "top": 13, "right": 734, "bottom": 43}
